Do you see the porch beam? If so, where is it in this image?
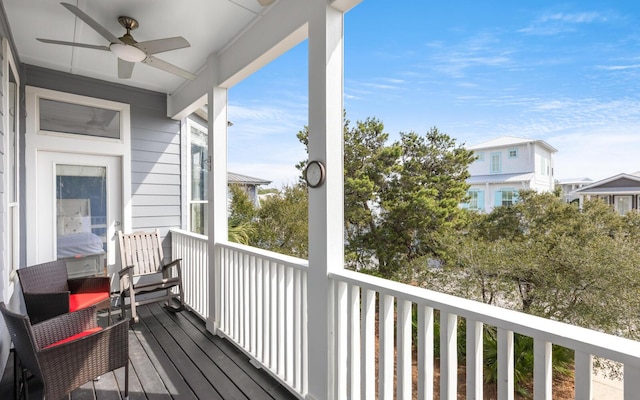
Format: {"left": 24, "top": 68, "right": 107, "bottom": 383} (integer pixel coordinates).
{"left": 167, "top": 0, "right": 308, "bottom": 119}
{"left": 306, "top": 0, "right": 345, "bottom": 399}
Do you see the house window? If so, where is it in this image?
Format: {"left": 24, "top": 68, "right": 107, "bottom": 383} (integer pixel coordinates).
{"left": 38, "top": 99, "right": 121, "bottom": 139}
{"left": 187, "top": 119, "right": 208, "bottom": 235}
{"left": 501, "top": 189, "right": 518, "bottom": 206}
{"left": 540, "top": 157, "right": 550, "bottom": 176}
{"left": 467, "top": 190, "right": 484, "bottom": 210}
{"left": 495, "top": 188, "right": 518, "bottom": 207}
{"left": 490, "top": 152, "right": 501, "bottom": 173}
{"left": 508, "top": 148, "right": 518, "bottom": 158}
{"left": 476, "top": 151, "right": 484, "bottom": 161}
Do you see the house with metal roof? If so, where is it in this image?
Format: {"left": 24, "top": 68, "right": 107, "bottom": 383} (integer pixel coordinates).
{"left": 462, "top": 136, "right": 558, "bottom": 212}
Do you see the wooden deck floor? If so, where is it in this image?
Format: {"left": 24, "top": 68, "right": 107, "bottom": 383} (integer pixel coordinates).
{"left": 1, "top": 303, "right": 298, "bottom": 399}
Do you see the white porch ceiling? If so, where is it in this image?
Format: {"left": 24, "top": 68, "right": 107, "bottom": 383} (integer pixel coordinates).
{"left": 3, "top": 0, "right": 284, "bottom": 94}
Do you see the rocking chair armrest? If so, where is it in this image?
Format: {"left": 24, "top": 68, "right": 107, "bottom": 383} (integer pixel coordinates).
{"left": 161, "top": 258, "right": 182, "bottom": 273}
{"left": 23, "top": 291, "right": 70, "bottom": 324}
{"left": 68, "top": 276, "right": 110, "bottom": 294}
{"left": 161, "top": 259, "right": 182, "bottom": 280}
{"left": 118, "top": 265, "right": 135, "bottom": 279}
{"left": 32, "top": 306, "right": 98, "bottom": 348}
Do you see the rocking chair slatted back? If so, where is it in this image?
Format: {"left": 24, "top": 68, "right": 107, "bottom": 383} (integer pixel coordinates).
{"left": 119, "top": 229, "right": 164, "bottom": 276}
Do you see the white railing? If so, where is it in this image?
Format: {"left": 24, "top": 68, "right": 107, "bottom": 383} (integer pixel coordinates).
{"left": 170, "top": 229, "right": 209, "bottom": 319}
{"left": 330, "top": 268, "right": 640, "bottom": 400}
{"left": 215, "top": 241, "right": 309, "bottom": 397}
{"left": 171, "top": 228, "right": 640, "bottom": 399}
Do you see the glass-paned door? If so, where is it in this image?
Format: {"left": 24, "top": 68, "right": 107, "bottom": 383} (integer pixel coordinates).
{"left": 37, "top": 153, "right": 121, "bottom": 280}
{"left": 615, "top": 195, "right": 632, "bottom": 215}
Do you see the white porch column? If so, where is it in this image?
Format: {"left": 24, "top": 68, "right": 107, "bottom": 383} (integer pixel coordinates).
{"left": 307, "top": 1, "right": 345, "bottom": 399}
{"left": 206, "top": 85, "right": 229, "bottom": 334}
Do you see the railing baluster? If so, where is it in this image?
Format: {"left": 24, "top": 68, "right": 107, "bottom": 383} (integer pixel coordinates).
{"left": 624, "top": 362, "right": 640, "bottom": 400}
{"left": 293, "top": 269, "right": 302, "bottom": 391}
{"left": 497, "top": 328, "right": 514, "bottom": 400}
{"left": 285, "top": 265, "right": 294, "bottom": 384}
{"left": 262, "top": 258, "right": 271, "bottom": 367}
{"left": 417, "top": 304, "right": 433, "bottom": 400}
{"left": 466, "top": 319, "right": 483, "bottom": 400}
{"left": 336, "top": 281, "right": 348, "bottom": 399}
{"left": 349, "top": 284, "right": 361, "bottom": 400}
{"left": 440, "top": 312, "right": 457, "bottom": 400}
{"left": 575, "top": 351, "right": 592, "bottom": 399}
{"left": 362, "top": 289, "right": 376, "bottom": 400}
{"left": 397, "top": 299, "right": 412, "bottom": 400}
{"left": 533, "top": 339, "right": 551, "bottom": 400}
{"left": 379, "top": 294, "right": 394, "bottom": 400}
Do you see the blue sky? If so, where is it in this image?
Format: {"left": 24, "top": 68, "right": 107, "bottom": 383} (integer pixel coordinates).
{"left": 228, "top": 0, "right": 640, "bottom": 188}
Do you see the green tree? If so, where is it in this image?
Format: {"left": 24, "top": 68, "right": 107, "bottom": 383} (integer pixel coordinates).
{"left": 250, "top": 184, "right": 309, "bottom": 258}
{"left": 228, "top": 184, "right": 256, "bottom": 245}
{"left": 426, "top": 191, "right": 640, "bottom": 339}
{"left": 298, "top": 117, "right": 474, "bottom": 278}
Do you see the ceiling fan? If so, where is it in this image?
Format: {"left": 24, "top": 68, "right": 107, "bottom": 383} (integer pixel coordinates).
{"left": 37, "top": 2, "right": 198, "bottom": 80}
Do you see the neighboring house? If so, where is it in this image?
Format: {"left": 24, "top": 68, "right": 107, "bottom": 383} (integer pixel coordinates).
{"left": 572, "top": 172, "right": 640, "bottom": 215}
{"left": 557, "top": 177, "right": 593, "bottom": 204}
{"left": 228, "top": 171, "right": 272, "bottom": 207}
{"left": 462, "top": 136, "right": 557, "bottom": 212}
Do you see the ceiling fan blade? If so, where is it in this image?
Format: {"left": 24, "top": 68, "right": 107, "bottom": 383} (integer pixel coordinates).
{"left": 142, "top": 56, "right": 195, "bottom": 80}
{"left": 61, "top": 2, "right": 120, "bottom": 44}
{"left": 135, "top": 37, "right": 190, "bottom": 55}
{"left": 37, "top": 38, "right": 110, "bottom": 51}
{"left": 118, "top": 59, "right": 135, "bottom": 79}
{"left": 257, "top": 0, "right": 276, "bottom": 5}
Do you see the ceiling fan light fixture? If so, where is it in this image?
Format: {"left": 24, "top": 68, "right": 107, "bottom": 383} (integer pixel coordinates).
{"left": 110, "top": 43, "right": 146, "bottom": 62}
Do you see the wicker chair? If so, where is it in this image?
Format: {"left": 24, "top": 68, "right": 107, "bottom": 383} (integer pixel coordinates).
{"left": 17, "top": 260, "right": 111, "bottom": 324}
{"left": 0, "top": 303, "right": 129, "bottom": 400}
{"left": 117, "top": 229, "right": 184, "bottom": 322}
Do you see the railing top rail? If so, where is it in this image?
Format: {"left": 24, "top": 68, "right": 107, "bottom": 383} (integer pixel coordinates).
{"left": 330, "top": 268, "right": 640, "bottom": 367}
{"left": 216, "top": 241, "right": 309, "bottom": 271}
{"left": 170, "top": 228, "right": 208, "bottom": 241}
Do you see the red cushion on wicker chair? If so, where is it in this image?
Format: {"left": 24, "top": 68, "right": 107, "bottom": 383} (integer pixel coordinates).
{"left": 44, "top": 327, "right": 102, "bottom": 349}
{"left": 69, "top": 293, "right": 110, "bottom": 313}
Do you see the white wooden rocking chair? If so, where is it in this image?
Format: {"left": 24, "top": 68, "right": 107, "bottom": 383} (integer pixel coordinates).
{"left": 117, "top": 229, "right": 184, "bottom": 322}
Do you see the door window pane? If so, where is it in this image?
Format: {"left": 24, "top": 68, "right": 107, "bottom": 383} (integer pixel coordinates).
{"left": 56, "top": 165, "right": 107, "bottom": 259}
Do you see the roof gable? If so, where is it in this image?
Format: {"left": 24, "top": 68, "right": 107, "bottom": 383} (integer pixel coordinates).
{"left": 574, "top": 173, "right": 640, "bottom": 193}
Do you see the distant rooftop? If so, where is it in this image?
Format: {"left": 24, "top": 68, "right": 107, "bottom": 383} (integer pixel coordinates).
{"left": 228, "top": 172, "right": 271, "bottom": 186}
{"left": 467, "top": 172, "right": 535, "bottom": 185}
{"left": 467, "top": 136, "right": 558, "bottom": 153}
{"left": 557, "top": 177, "right": 593, "bottom": 185}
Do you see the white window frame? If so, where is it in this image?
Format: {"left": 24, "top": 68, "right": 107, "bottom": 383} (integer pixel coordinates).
{"left": 476, "top": 151, "right": 484, "bottom": 161}
{"left": 508, "top": 148, "right": 518, "bottom": 158}
{"left": 2, "top": 38, "right": 19, "bottom": 292}
{"left": 186, "top": 118, "right": 209, "bottom": 235}
{"left": 490, "top": 152, "right": 501, "bottom": 174}
{"left": 25, "top": 86, "right": 132, "bottom": 266}
{"left": 468, "top": 190, "right": 479, "bottom": 210}
{"left": 501, "top": 189, "right": 517, "bottom": 207}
